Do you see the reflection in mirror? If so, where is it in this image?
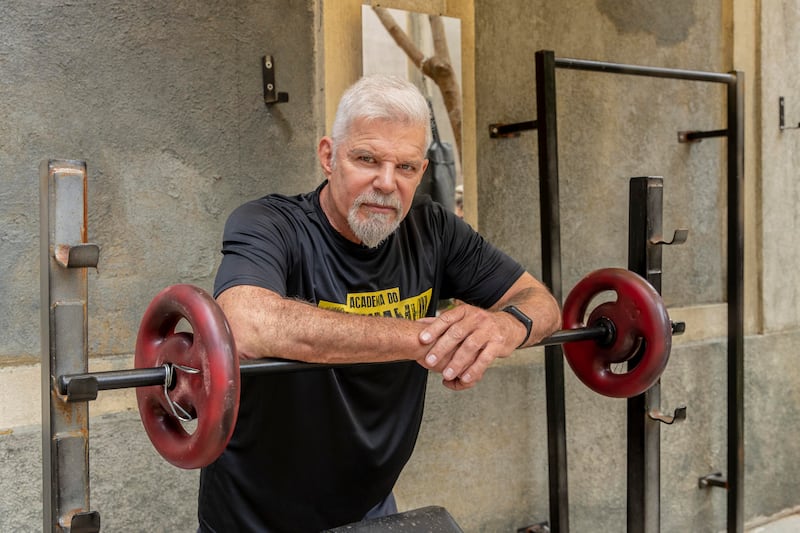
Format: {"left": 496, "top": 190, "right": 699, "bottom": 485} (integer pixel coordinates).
{"left": 362, "top": 5, "right": 463, "bottom": 215}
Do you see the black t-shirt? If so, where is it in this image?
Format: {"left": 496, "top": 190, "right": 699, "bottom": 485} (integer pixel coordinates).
{"left": 198, "top": 182, "right": 525, "bottom": 532}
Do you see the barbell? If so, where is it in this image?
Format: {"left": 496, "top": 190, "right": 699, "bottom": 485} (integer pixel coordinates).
{"left": 57, "top": 268, "right": 676, "bottom": 469}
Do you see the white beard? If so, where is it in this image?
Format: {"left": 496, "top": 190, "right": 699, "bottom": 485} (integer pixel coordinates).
{"left": 347, "top": 191, "right": 403, "bottom": 248}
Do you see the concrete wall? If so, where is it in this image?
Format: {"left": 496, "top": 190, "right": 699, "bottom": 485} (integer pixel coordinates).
{"left": 0, "top": 0, "right": 321, "bottom": 530}
{"left": 761, "top": 2, "right": 800, "bottom": 333}
{"left": 3, "top": 0, "right": 800, "bottom": 532}
{"left": 468, "top": 0, "right": 799, "bottom": 531}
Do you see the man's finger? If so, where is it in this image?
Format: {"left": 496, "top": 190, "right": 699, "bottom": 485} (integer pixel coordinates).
{"left": 418, "top": 306, "right": 466, "bottom": 344}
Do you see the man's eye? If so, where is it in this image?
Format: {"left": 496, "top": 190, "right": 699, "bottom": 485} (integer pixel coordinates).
{"left": 399, "top": 163, "right": 416, "bottom": 172}
{"left": 358, "top": 155, "right": 376, "bottom": 163}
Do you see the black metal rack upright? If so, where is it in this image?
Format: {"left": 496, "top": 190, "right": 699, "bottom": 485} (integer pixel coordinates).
{"left": 492, "top": 50, "right": 744, "bottom": 533}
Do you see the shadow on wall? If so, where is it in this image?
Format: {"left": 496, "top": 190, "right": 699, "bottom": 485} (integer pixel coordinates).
{"left": 596, "top": 0, "right": 696, "bottom": 45}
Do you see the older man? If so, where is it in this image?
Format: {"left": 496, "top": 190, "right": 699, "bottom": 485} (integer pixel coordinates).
{"left": 197, "top": 75, "right": 561, "bottom": 532}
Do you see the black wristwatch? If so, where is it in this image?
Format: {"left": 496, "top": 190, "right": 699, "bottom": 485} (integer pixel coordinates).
{"left": 502, "top": 305, "right": 533, "bottom": 348}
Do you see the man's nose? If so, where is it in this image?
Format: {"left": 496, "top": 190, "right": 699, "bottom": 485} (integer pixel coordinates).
{"left": 373, "top": 162, "right": 398, "bottom": 193}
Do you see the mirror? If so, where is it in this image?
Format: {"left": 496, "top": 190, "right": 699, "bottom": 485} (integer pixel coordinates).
{"left": 362, "top": 5, "right": 463, "bottom": 215}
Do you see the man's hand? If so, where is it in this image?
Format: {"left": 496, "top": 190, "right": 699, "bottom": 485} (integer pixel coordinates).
{"left": 416, "top": 272, "right": 561, "bottom": 391}
{"left": 417, "top": 304, "right": 524, "bottom": 391}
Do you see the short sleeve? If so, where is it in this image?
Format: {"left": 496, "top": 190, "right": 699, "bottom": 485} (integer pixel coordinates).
{"left": 440, "top": 212, "right": 526, "bottom": 307}
{"left": 213, "top": 199, "right": 294, "bottom": 298}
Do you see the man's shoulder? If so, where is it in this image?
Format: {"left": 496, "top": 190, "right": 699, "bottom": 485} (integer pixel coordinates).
{"left": 229, "top": 188, "right": 319, "bottom": 222}
{"left": 404, "top": 194, "right": 469, "bottom": 237}
{"left": 406, "top": 193, "right": 447, "bottom": 223}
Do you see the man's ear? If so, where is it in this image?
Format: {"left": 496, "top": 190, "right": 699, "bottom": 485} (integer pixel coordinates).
{"left": 317, "top": 137, "right": 334, "bottom": 177}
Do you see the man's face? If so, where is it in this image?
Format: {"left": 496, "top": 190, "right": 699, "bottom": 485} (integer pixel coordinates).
{"left": 318, "top": 117, "right": 428, "bottom": 247}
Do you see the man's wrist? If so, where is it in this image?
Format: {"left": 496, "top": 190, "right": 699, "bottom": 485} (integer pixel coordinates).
{"left": 501, "top": 305, "right": 533, "bottom": 348}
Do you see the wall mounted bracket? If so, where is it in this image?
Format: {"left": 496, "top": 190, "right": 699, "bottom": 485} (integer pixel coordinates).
{"left": 677, "top": 129, "right": 728, "bottom": 143}
{"left": 650, "top": 229, "right": 689, "bottom": 246}
{"left": 488, "top": 120, "right": 538, "bottom": 138}
{"left": 699, "top": 472, "right": 729, "bottom": 490}
{"left": 262, "top": 55, "right": 289, "bottom": 106}
{"left": 779, "top": 96, "right": 800, "bottom": 130}
{"left": 648, "top": 406, "right": 687, "bottom": 425}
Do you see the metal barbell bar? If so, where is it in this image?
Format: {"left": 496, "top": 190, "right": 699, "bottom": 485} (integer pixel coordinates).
{"left": 51, "top": 268, "right": 679, "bottom": 469}
{"left": 57, "top": 322, "right": 620, "bottom": 402}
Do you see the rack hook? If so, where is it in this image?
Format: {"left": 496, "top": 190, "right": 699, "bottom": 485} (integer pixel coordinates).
{"left": 650, "top": 229, "right": 689, "bottom": 246}
{"left": 648, "top": 405, "right": 687, "bottom": 425}
{"left": 698, "top": 472, "right": 728, "bottom": 489}
{"left": 262, "top": 55, "right": 289, "bottom": 106}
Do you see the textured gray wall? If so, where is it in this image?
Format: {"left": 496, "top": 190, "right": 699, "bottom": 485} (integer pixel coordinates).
{"left": 475, "top": 0, "right": 726, "bottom": 305}
{"left": 761, "top": 2, "right": 800, "bottom": 333}
{"left": 470, "top": 0, "right": 800, "bottom": 531}
{"left": 1, "top": 0, "right": 320, "bottom": 531}
{"left": 4, "top": 0, "right": 800, "bottom": 532}
{"left": 0, "top": 0, "right": 320, "bottom": 361}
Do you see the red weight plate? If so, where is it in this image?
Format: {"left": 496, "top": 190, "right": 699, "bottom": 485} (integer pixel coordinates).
{"left": 135, "top": 284, "right": 240, "bottom": 469}
{"left": 583, "top": 301, "right": 640, "bottom": 365}
{"left": 562, "top": 268, "right": 671, "bottom": 398}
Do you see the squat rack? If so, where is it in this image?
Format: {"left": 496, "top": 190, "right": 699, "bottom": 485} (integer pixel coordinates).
{"left": 490, "top": 50, "right": 744, "bottom": 533}
{"left": 40, "top": 52, "right": 743, "bottom": 533}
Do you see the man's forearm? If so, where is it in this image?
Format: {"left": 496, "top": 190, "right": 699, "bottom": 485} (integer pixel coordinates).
{"left": 489, "top": 272, "right": 562, "bottom": 347}
{"left": 217, "top": 285, "right": 428, "bottom": 364}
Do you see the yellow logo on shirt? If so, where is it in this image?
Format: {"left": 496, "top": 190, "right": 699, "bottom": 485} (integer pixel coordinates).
{"left": 319, "top": 288, "right": 432, "bottom": 319}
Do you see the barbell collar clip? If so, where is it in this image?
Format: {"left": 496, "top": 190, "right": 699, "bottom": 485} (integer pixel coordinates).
{"left": 160, "top": 363, "right": 201, "bottom": 422}
{"left": 671, "top": 321, "right": 686, "bottom": 336}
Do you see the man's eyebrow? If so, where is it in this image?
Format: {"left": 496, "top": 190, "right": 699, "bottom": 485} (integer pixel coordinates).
{"left": 347, "top": 148, "right": 423, "bottom": 165}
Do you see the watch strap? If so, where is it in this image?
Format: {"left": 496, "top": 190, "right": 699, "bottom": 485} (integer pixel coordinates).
{"left": 502, "top": 305, "right": 533, "bottom": 348}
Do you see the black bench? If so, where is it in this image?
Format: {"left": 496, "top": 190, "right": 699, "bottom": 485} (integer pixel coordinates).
{"left": 325, "top": 506, "right": 464, "bottom": 533}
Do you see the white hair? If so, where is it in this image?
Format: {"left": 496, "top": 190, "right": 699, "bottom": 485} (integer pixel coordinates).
{"left": 330, "top": 75, "right": 432, "bottom": 158}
